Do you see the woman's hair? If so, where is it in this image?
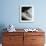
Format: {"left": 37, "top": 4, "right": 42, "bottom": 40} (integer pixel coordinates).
{"left": 22, "top": 7, "right": 32, "bottom": 12}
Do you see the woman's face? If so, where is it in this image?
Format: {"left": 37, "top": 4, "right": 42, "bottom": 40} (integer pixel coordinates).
{"left": 27, "top": 8, "right": 32, "bottom": 14}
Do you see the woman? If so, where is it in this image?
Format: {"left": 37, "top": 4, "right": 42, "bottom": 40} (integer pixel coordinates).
{"left": 21, "top": 7, "right": 32, "bottom": 20}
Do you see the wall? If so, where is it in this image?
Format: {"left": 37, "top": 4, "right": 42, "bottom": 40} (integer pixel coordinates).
{"left": 0, "top": 0, "right": 46, "bottom": 29}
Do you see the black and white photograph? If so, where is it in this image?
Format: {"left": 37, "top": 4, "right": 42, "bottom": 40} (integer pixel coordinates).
{"left": 20, "top": 5, "right": 34, "bottom": 22}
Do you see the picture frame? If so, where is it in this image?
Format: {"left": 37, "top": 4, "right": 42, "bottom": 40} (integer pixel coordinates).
{"left": 20, "top": 5, "right": 34, "bottom": 22}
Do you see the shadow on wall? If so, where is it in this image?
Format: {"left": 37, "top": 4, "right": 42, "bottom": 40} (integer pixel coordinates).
{"left": 0, "top": 24, "right": 7, "bottom": 43}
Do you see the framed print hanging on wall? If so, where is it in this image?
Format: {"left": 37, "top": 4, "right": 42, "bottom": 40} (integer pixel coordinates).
{"left": 20, "top": 5, "right": 34, "bottom": 22}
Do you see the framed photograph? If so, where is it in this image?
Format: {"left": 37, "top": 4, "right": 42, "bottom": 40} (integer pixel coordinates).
{"left": 20, "top": 5, "right": 34, "bottom": 22}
